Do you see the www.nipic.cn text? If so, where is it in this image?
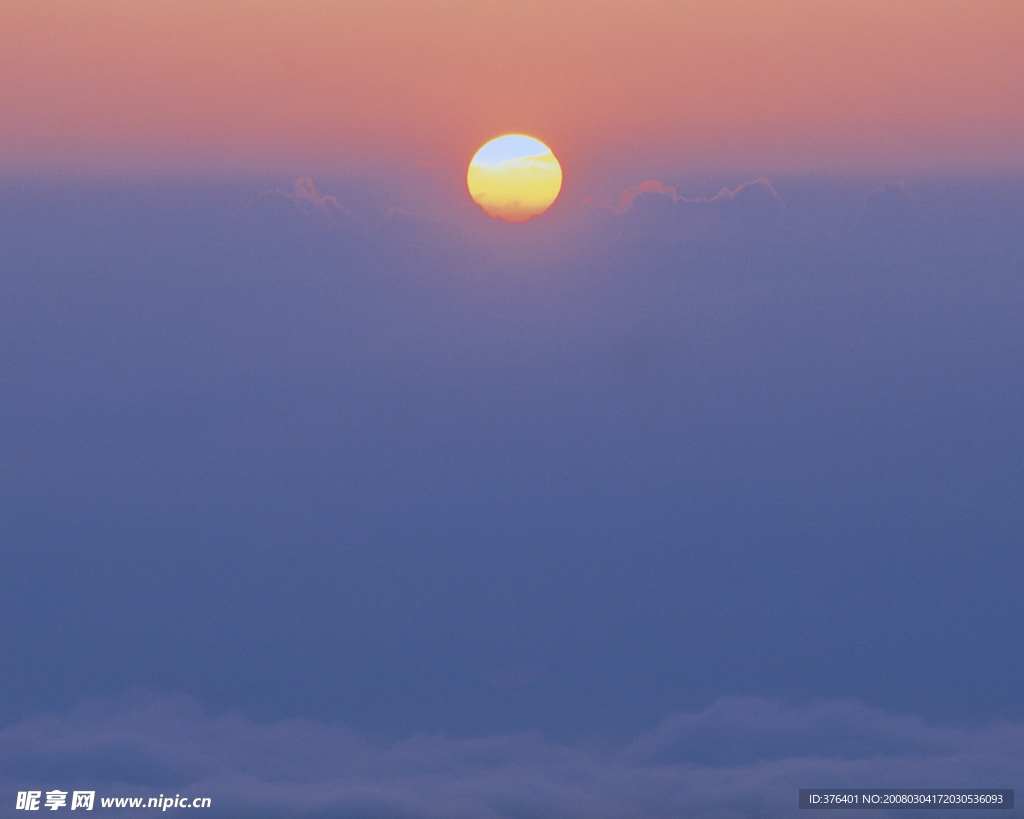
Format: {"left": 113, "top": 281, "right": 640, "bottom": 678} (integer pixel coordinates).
{"left": 16, "top": 791, "right": 212, "bottom": 811}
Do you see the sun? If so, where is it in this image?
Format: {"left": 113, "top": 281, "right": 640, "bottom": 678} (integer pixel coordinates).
{"left": 467, "top": 135, "right": 562, "bottom": 222}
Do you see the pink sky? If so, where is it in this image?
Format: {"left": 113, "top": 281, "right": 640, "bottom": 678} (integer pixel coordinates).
{"left": 1, "top": 0, "right": 1021, "bottom": 175}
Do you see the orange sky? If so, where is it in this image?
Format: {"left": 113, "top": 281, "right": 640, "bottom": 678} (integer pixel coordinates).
{"left": 1, "top": 0, "right": 1021, "bottom": 175}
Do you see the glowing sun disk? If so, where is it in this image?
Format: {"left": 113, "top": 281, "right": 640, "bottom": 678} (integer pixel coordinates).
{"left": 467, "top": 135, "right": 562, "bottom": 222}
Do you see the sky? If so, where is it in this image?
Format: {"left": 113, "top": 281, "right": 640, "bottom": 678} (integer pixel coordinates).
{"left": 2, "top": 0, "right": 1023, "bottom": 177}
{"left": 2, "top": 2, "right": 1024, "bottom": 817}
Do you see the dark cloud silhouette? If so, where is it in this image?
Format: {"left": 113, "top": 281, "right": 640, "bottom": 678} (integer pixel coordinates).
{"left": 239, "top": 177, "right": 365, "bottom": 236}
{"left": 588, "top": 177, "right": 785, "bottom": 240}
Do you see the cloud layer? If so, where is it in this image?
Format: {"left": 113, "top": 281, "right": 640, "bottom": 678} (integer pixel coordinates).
{"left": 3, "top": 693, "right": 1021, "bottom": 818}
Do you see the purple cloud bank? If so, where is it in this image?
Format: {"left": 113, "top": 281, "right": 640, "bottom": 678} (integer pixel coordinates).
{"left": 3, "top": 693, "right": 1019, "bottom": 817}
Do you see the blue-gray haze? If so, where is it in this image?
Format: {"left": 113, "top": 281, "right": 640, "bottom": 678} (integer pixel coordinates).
{"left": 1, "top": 173, "right": 1021, "bottom": 817}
